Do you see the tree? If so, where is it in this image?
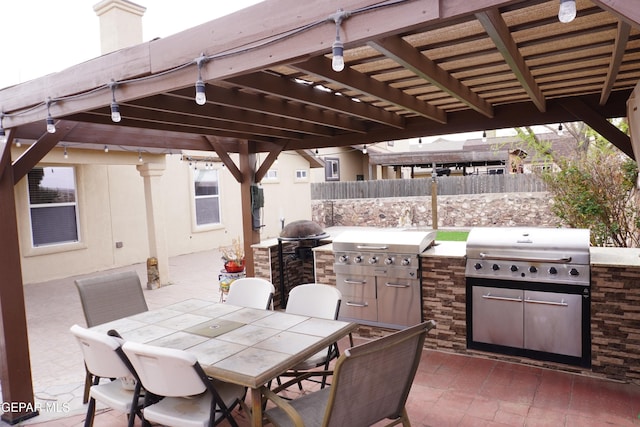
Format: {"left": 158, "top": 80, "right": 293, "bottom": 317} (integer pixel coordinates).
{"left": 516, "top": 121, "right": 640, "bottom": 247}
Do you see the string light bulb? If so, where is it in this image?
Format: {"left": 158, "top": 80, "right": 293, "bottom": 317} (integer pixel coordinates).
{"left": 194, "top": 54, "right": 208, "bottom": 105}
{"left": 110, "top": 81, "right": 121, "bottom": 123}
{"left": 482, "top": 130, "right": 487, "bottom": 142}
{"left": 0, "top": 114, "right": 6, "bottom": 144}
{"left": 362, "top": 144, "right": 367, "bottom": 154}
{"left": 328, "top": 9, "right": 350, "bottom": 72}
{"left": 104, "top": 145, "right": 109, "bottom": 153}
{"left": 557, "top": 123, "right": 564, "bottom": 136}
{"left": 63, "top": 145, "right": 68, "bottom": 159}
{"left": 138, "top": 151, "right": 143, "bottom": 163}
{"left": 46, "top": 99, "right": 56, "bottom": 133}
{"left": 558, "top": 0, "right": 576, "bottom": 23}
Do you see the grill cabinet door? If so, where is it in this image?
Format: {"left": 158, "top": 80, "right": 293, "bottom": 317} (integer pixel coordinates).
{"left": 336, "top": 273, "right": 377, "bottom": 322}
{"left": 472, "top": 286, "right": 524, "bottom": 348}
{"left": 524, "top": 291, "right": 582, "bottom": 357}
{"left": 376, "top": 268, "right": 422, "bottom": 327}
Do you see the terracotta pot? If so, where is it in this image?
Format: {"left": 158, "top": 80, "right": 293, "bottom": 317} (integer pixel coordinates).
{"left": 224, "top": 260, "right": 245, "bottom": 273}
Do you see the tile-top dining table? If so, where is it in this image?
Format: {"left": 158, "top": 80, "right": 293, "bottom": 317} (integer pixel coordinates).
{"left": 90, "top": 298, "right": 357, "bottom": 426}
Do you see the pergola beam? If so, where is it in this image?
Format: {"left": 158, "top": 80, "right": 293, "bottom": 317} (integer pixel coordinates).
{"left": 476, "top": 9, "right": 546, "bottom": 112}
{"left": 368, "top": 35, "right": 495, "bottom": 118}
{"left": 292, "top": 56, "right": 447, "bottom": 124}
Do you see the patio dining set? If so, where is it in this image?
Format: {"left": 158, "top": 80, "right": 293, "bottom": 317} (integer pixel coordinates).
{"left": 71, "top": 270, "right": 435, "bottom": 427}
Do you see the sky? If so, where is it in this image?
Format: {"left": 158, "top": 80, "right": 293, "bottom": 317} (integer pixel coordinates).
{"left": 0, "top": 0, "right": 263, "bottom": 89}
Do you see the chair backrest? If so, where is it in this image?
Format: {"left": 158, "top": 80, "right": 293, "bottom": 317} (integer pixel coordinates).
{"left": 75, "top": 271, "right": 148, "bottom": 327}
{"left": 323, "top": 320, "right": 436, "bottom": 427}
{"left": 70, "top": 324, "right": 133, "bottom": 380}
{"left": 225, "top": 277, "right": 275, "bottom": 310}
{"left": 122, "top": 341, "right": 206, "bottom": 397}
{"left": 285, "top": 283, "right": 342, "bottom": 320}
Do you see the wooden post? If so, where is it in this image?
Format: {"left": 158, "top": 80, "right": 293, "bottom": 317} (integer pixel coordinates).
{"left": 431, "top": 164, "right": 438, "bottom": 230}
{"left": 0, "top": 141, "right": 38, "bottom": 424}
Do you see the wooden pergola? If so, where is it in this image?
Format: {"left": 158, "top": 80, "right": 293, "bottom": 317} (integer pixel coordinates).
{"left": 0, "top": 0, "right": 638, "bottom": 422}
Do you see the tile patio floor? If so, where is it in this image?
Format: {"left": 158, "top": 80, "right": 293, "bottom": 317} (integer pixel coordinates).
{"left": 3, "top": 249, "right": 640, "bottom": 426}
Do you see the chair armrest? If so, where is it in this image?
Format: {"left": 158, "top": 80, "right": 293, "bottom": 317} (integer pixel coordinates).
{"left": 262, "top": 386, "right": 305, "bottom": 427}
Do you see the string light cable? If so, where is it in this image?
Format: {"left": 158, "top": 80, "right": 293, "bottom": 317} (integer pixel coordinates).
{"left": 1, "top": 0, "right": 414, "bottom": 124}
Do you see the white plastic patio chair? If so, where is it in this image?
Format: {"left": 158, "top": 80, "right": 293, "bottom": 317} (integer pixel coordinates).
{"left": 69, "top": 324, "right": 145, "bottom": 427}
{"left": 273, "top": 283, "right": 344, "bottom": 391}
{"left": 263, "top": 320, "right": 436, "bottom": 427}
{"left": 122, "top": 341, "right": 245, "bottom": 427}
{"left": 74, "top": 270, "right": 148, "bottom": 403}
{"left": 224, "top": 277, "right": 275, "bottom": 310}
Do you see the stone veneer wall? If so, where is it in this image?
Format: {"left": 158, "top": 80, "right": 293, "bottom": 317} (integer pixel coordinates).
{"left": 312, "top": 193, "right": 558, "bottom": 228}
{"left": 311, "top": 247, "right": 640, "bottom": 384}
{"left": 253, "top": 241, "right": 323, "bottom": 310}
{"left": 591, "top": 264, "right": 640, "bottom": 382}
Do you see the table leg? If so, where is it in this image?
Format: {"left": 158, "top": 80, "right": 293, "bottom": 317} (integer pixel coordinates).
{"left": 250, "top": 387, "right": 263, "bottom": 427}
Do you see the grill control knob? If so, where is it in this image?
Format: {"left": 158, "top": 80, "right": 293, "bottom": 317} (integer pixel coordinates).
{"left": 338, "top": 254, "right": 349, "bottom": 263}
{"left": 510, "top": 265, "right": 518, "bottom": 272}
{"left": 384, "top": 257, "right": 394, "bottom": 265}
{"left": 353, "top": 255, "right": 363, "bottom": 263}
{"left": 474, "top": 262, "right": 482, "bottom": 270}
{"left": 492, "top": 264, "right": 500, "bottom": 271}
{"left": 529, "top": 266, "right": 538, "bottom": 273}
{"left": 401, "top": 258, "right": 411, "bottom": 266}
{"left": 570, "top": 268, "right": 580, "bottom": 276}
{"left": 369, "top": 256, "right": 378, "bottom": 264}
{"left": 549, "top": 266, "right": 558, "bottom": 275}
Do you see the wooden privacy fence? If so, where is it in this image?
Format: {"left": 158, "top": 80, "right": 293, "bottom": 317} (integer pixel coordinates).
{"left": 310, "top": 174, "right": 547, "bottom": 200}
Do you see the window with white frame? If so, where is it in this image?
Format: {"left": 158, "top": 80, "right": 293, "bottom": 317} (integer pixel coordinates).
{"left": 193, "top": 169, "right": 221, "bottom": 226}
{"left": 27, "top": 166, "right": 79, "bottom": 247}
{"left": 264, "top": 169, "right": 278, "bottom": 180}
{"left": 295, "top": 169, "right": 308, "bottom": 180}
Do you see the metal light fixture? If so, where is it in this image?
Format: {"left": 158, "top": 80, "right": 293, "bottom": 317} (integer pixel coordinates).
{"left": 110, "top": 81, "right": 121, "bottom": 123}
{"left": 0, "top": 114, "right": 6, "bottom": 143}
{"left": 328, "top": 9, "right": 350, "bottom": 72}
{"left": 558, "top": 0, "right": 576, "bottom": 23}
{"left": 194, "top": 54, "right": 208, "bottom": 105}
{"left": 46, "top": 99, "right": 56, "bottom": 133}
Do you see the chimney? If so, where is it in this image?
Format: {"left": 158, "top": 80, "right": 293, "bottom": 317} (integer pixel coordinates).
{"left": 93, "top": 0, "right": 146, "bottom": 54}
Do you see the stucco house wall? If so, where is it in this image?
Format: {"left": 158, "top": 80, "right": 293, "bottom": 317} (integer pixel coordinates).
{"left": 14, "top": 146, "right": 315, "bottom": 284}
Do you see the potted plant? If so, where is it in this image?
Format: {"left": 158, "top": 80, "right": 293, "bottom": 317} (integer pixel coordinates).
{"left": 220, "top": 238, "right": 245, "bottom": 273}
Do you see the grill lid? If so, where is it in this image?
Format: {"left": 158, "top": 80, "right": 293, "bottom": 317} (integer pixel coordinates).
{"left": 466, "top": 227, "right": 590, "bottom": 265}
{"left": 332, "top": 229, "right": 436, "bottom": 254}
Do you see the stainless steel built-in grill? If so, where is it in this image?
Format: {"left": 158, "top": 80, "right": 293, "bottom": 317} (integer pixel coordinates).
{"left": 333, "top": 229, "right": 435, "bottom": 329}
{"left": 465, "top": 227, "right": 591, "bottom": 367}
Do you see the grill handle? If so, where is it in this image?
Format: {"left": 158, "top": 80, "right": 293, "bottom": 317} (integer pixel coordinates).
{"left": 385, "top": 282, "right": 410, "bottom": 288}
{"left": 479, "top": 253, "right": 572, "bottom": 263}
{"left": 356, "top": 244, "right": 389, "bottom": 250}
{"left": 482, "top": 293, "right": 522, "bottom": 303}
{"left": 345, "top": 301, "right": 368, "bottom": 307}
{"left": 525, "top": 297, "right": 568, "bottom": 307}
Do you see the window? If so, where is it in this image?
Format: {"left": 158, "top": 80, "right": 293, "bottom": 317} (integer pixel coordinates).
{"left": 194, "top": 169, "right": 221, "bottom": 226}
{"left": 28, "top": 167, "right": 79, "bottom": 247}
{"left": 325, "top": 158, "right": 340, "bottom": 181}
{"left": 295, "top": 169, "right": 308, "bottom": 180}
{"left": 265, "top": 169, "right": 278, "bottom": 180}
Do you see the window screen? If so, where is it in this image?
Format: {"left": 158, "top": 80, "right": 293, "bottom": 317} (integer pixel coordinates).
{"left": 194, "top": 169, "right": 221, "bottom": 226}
{"left": 28, "top": 167, "right": 79, "bottom": 246}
